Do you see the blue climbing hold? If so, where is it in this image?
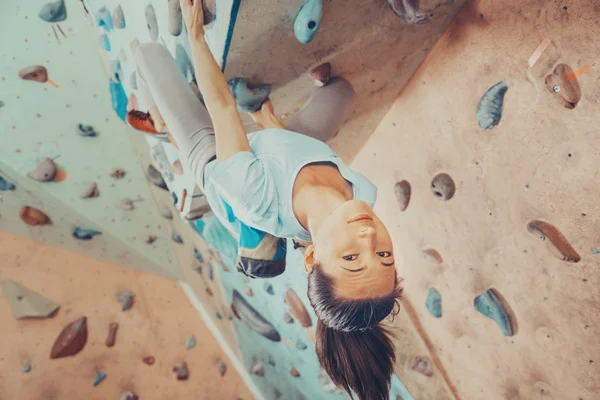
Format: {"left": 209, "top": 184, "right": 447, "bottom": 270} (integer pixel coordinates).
{"left": 0, "top": 175, "right": 16, "bottom": 191}
{"left": 39, "top": 0, "right": 67, "bottom": 23}
{"left": 194, "top": 248, "right": 204, "bottom": 263}
{"left": 208, "top": 262, "right": 214, "bottom": 281}
{"left": 425, "top": 288, "right": 442, "bottom": 318}
{"left": 172, "top": 192, "right": 178, "bottom": 205}
{"left": 93, "top": 371, "right": 107, "bottom": 386}
{"left": 172, "top": 232, "right": 184, "bottom": 244}
{"left": 22, "top": 364, "right": 31, "bottom": 373}
{"left": 185, "top": 335, "right": 196, "bottom": 349}
{"left": 293, "top": 0, "right": 323, "bottom": 44}
{"left": 267, "top": 354, "right": 276, "bottom": 367}
{"left": 72, "top": 227, "right": 102, "bottom": 240}
{"left": 77, "top": 124, "right": 97, "bottom": 137}
{"left": 109, "top": 78, "right": 127, "bottom": 121}
{"left": 111, "top": 60, "right": 122, "bottom": 84}
{"left": 476, "top": 81, "right": 509, "bottom": 131}
{"left": 99, "top": 34, "right": 111, "bottom": 51}
{"left": 474, "top": 289, "right": 514, "bottom": 336}
{"left": 216, "top": 312, "right": 222, "bottom": 320}
{"left": 264, "top": 282, "right": 274, "bottom": 295}
{"left": 296, "top": 340, "right": 307, "bottom": 350}
{"left": 96, "top": 7, "right": 113, "bottom": 32}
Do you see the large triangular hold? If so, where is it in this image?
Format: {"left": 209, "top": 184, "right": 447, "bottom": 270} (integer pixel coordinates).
{"left": 1, "top": 280, "right": 60, "bottom": 319}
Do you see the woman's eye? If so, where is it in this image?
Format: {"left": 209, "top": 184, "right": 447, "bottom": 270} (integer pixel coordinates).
{"left": 377, "top": 251, "right": 392, "bottom": 258}
{"left": 343, "top": 255, "right": 358, "bottom": 261}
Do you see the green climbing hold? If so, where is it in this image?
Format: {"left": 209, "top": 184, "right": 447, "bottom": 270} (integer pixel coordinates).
{"left": 425, "top": 287, "right": 442, "bottom": 318}
{"left": 474, "top": 289, "right": 514, "bottom": 336}
{"left": 294, "top": 0, "right": 323, "bottom": 44}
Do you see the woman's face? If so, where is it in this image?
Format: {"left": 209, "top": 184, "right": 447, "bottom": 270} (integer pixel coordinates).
{"left": 304, "top": 200, "right": 397, "bottom": 299}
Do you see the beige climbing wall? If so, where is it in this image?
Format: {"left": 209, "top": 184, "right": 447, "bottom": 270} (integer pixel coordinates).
{"left": 0, "top": 232, "right": 252, "bottom": 400}
{"left": 352, "top": 0, "right": 600, "bottom": 399}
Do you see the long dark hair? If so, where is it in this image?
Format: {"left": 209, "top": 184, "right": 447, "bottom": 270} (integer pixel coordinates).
{"left": 307, "top": 267, "right": 403, "bottom": 400}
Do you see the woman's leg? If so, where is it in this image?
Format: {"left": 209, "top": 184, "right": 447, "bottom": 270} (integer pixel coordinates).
{"left": 134, "top": 42, "right": 216, "bottom": 190}
{"left": 284, "top": 77, "right": 355, "bottom": 142}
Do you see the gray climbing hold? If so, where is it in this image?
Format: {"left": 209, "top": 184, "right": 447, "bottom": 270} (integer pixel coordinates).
{"left": 22, "top": 364, "right": 31, "bottom": 373}
{"left": 425, "top": 288, "right": 442, "bottom": 318}
{"left": 111, "top": 60, "right": 123, "bottom": 83}
{"left": 411, "top": 356, "right": 434, "bottom": 377}
{"left": 110, "top": 168, "right": 126, "bottom": 179}
{"left": 194, "top": 248, "right": 204, "bottom": 263}
{"left": 145, "top": 4, "right": 159, "bottom": 42}
{"left": 113, "top": 5, "right": 125, "bottom": 29}
{"left": 476, "top": 81, "right": 508, "bottom": 131}
{"left": 296, "top": 339, "right": 307, "bottom": 350}
{"left": 0, "top": 175, "right": 15, "bottom": 191}
{"left": 77, "top": 123, "right": 97, "bottom": 137}
{"left": 172, "top": 191, "right": 178, "bottom": 205}
{"left": 232, "top": 290, "right": 281, "bottom": 342}
{"left": 80, "top": 182, "right": 99, "bottom": 199}
{"left": 474, "top": 289, "right": 514, "bottom": 336}
{"left": 172, "top": 232, "right": 184, "bottom": 244}
{"left": 1, "top": 279, "right": 60, "bottom": 319}
{"left": 264, "top": 282, "right": 274, "bottom": 295}
{"left": 294, "top": 0, "right": 323, "bottom": 44}
{"left": 387, "top": 0, "right": 429, "bottom": 24}
{"left": 119, "top": 198, "right": 135, "bottom": 211}
{"left": 162, "top": 207, "right": 173, "bottom": 220}
{"left": 93, "top": 371, "right": 107, "bottom": 386}
{"left": 173, "top": 361, "right": 189, "bottom": 380}
{"left": 147, "top": 165, "right": 168, "bottom": 190}
{"left": 72, "top": 227, "right": 102, "bottom": 240}
{"left": 216, "top": 312, "right": 222, "bottom": 319}
{"left": 218, "top": 360, "right": 227, "bottom": 376}
{"left": 251, "top": 361, "right": 264, "bottom": 377}
{"left": 130, "top": 72, "right": 138, "bottom": 90}
{"left": 185, "top": 335, "right": 196, "bottom": 349}
{"left": 208, "top": 262, "right": 214, "bottom": 281}
{"left": 119, "top": 392, "right": 139, "bottom": 400}
{"left": 39, "top": 0, "right": 67, "bottom": 23}
{"left": 96, "top": 7, "right": 113, "bottom": 31}
{"left": 117, "top": 290, "right": 135, "bottom": 311}
{"left": 228, "top": 78, "right": 271, "bottom": 113}
{"left": 309, "top": 62, "right": 331, "bottom": 87}
{"left": 394, "top": 180, "right": 411, "bottom": 211}
{"left": 168, "top": 0, "right": 182, "bottom": 36}
{"left": 422, "top": 248, "right": 443, "bottom": 264}
{"left": 431, "top": 173, "right": 455, "bottom": 201}
{"left": 19, "top": 65, "right": 49, "bottom": 83}
{"left": 283, "top": 312, "right": 293, "bottom": 324}
{"left": 28, "top": 157, "right": 57, "bottom": 182}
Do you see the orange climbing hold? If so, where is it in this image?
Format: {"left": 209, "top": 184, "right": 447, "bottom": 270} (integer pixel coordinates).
{"left": 126, "top": 110, "right": 159, "bottom": 133}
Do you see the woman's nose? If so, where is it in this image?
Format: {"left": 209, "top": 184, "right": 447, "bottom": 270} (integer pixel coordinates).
{"left": 358, "top": 226, "right": 376, "bottom": 239}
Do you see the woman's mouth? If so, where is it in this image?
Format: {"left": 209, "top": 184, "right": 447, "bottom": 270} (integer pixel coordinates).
{"left": 348, "top": 214, "right": 373, "bottom": 224}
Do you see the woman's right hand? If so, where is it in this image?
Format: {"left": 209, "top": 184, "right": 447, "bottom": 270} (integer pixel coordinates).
{"left": 180, "top": 0, "right": 205, "bottom": 40}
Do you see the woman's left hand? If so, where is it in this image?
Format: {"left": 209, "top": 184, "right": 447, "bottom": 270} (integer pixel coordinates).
{"left": 180, "top": 0, "right": 205, "bottom": 40}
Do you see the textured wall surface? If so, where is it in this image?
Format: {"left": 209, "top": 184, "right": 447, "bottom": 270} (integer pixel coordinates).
{"left": 0, "top": 232, "right": 252, "bottom": 400}
{"left": 351, "top": 0, "right": 600, "bottom": 399}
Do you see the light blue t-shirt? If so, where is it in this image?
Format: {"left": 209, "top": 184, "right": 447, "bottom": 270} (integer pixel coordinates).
{"left": 203, "top": 129, "right": 377, "bottom": 242}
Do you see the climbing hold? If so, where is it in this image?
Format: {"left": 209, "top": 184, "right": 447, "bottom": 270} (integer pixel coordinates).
{"left": 425, "top": 288, "right": 442, "bottom": 318}
{"left": 80, "top": 182, "right": 99, "bottom": 199}
{"left": 296, "top": 339, "right": 307, "bottom": 350}
{"left": 173, "top": 362, "right": 189, "bottom": 380}
{"left": 244, "top": 288, "right": 253, "bottom": 297}
{"left": 431, "top": 173, "right": 455, "bottom": 200}
{"left": 194, "top": 248, "right": 204, "bottom": 263}
{"left": 216, "top": 312, "right": 222, "bottom": 319}
{"left": 1, "top": 279, "right": 60, "bottom": 319}
{"left": 39, "top": 0, "right": 67, "bottom": 22}
{"left": 99, "top": 34, "right": 111, "bottom": 51}
{"left": 202, "top": 0, "right": 216, "bottom": 26}
{"left": 117, "top": 290, "right": 135, "bottom": 311}
{"left": 28, "top": 157, "right": 57, "bottom": 182}
{"left": 130, "top": 71, "right": 138, "bottom": 90}
{"left": 207, "top": 262, "right": 214, "bottom": 281}
{"left": 19, "top": 65, "right": 58, "bottom": 88}
{"left": 476, "top": 81, "right": 508, "bottom": 131}
{"left": 117, "top": 49, "right": 127, "bottom": 63}
{"left": 232, "top": 290, "right": 281, "bottom": 342}
{"left": 119, "top": 198, "right": 135, "bottom": 211}
{"left": 113, "top": 5, "right": 125, "bottom": 29}
{"left": 218, "top": 360, "right": 227, "bottom": 376}
{"left": 50, "top": 316, "right": 88, "bottom": 359}
{"left": 126, "top": 110, "right": 160, "bottom": 134}
{"left": 119, "top": 392, "right": 138, "bottom": 400}
{"left": 285, "top": 289, "right": 312, "bottom": 328}
{"left": 172, "top": 159, "right": 184, "bottom": 175}
{"left": 267, "top": 354, "right": 276, "bottom": 367}
{"left": 168, "top": 0, "right": 182, "bottom": 36}
{"left": 387, "top": 0, "right": 429, "bottom": 24}
{"left": 147, "top": 165, "right": 168, "bottom": 190}
{"left": 283, "top": 312, "right": 293, "bottom": 324}
{"left": 474, "top": 288, "right": 516, "bottom": 336}
{"left": 110, "top": 168, "right": 126, "bottom": 179}
{"left": 172, "top": 191, "right": 178, "bottom": 205}
{"left": 545, "top": 64, "right": 581, "bottom": 109}
{"left": 172, "top": 232, "right": 184, "bottom": 244}
{"left": 22, "top": 364, "right": 31, "bottom": 373}
{"left": 264, "top": 282, "right": 275, "bottom": 295}
{"left": 105, "top": 322, "right": 118, "bottom": 347}
{"left": 228, "top": 78, "right": 271, "bottom": 113}
{"left": 96, "top": 7, "right": 113, "bottom": 31}
{"left": 77, "top": 123, "right": 97, "bottom": 137}
{"left": 394, "top": 180, "right": 411, "bottom": 211}
{"left": 110, "top": 78, "right": 128, "bottom": 120}
{"left": 93, "top": 371, "right": 107, "bottom": 386}
{"left": 72, "top": 227, "right": 102, "bottom": 240}
{"left": 290, "top": 367, "right": 300, "bottom": 378}
{"left": 146, "top": 235, "right": 157, "bottom": 244}
{"left": 422, "top": 248, "right": 443, "bottom": 264}
{"left": 162, "top": 207, "right": 173, "bottom": 220}
{"left": 309, "top": 63, "right": 331, "bottom": 87}
{"left": 251, "top": 361, "right": 265, "bottom": 377}
{"left": 142, "top": 356, "right": 155, "bottom": 365}
{"left": 145, "top": 4, "right": 159, "bottom": 42}
{"left": 527, "top": 220, "right": 580, "bottom": 262}
{"left": 206, "top": 287, "right": 213, "bottom": 296}
{"left": 293, "top": 0, "right": 323, "bottom": 44}
{"left": 411, "top": 356, "right": 433, "bottom": 377}
{"left": 20, "top": 206, "right": 51, "bottom": 226}
{"left": 0, "top": 175, "right": 16, "bottom": 191}
{"left": 185, "top": 335, "right": 196, "bottom": 349}
{"left": 231, "top": 303, "right": 240, "bottom": 319}
{"left": 111, "top": 60, "right": 123, "bottom": 83}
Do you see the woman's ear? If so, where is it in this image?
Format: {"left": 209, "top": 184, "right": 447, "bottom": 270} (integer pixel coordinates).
{"left": 303, "top": 244, "right": 316, "bottom": 274}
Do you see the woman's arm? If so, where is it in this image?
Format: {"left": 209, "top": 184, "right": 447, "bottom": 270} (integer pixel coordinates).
{"left": 180, "top": 0, "right": 250, "bottom": 161}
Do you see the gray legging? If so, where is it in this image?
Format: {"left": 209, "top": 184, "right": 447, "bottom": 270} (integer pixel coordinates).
{"left": 134, "top": 43, "right": 355, "bottom": 191}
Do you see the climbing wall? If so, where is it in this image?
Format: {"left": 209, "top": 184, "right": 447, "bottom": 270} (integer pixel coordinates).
{"left": 351, "top": 0, "right": 600, "bottom": 399}
{"left": 0, "top": 0, "right": 182, "bottom": 279}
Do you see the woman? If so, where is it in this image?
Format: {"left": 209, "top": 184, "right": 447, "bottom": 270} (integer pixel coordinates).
{"left": 135, "top": 1, "right": 403, "bottom": 399}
